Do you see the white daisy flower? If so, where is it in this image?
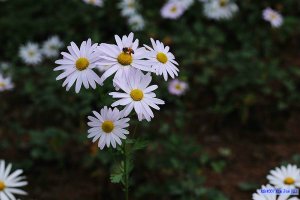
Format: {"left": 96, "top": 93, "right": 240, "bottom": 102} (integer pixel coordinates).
{"left": 96, "top": 32, "right": 152, "bottom": 84}
{"left": 0, "top": 160, "right": 27, "bottom": 200}
{"left": 82, "top": 0, "right": 103, "bottom": 7}
{"left": 203, "top": 0, "right": 238, "bottom": 20}
{"left": 54, "top": 39, "right": 102, "bottom": 93}
{"left": 253, "top": 184, "right": 299, "bottom": 200}
{"left": 118, "top": 0, "right": 138, "bottom": 17}
{"left": 19, "top": 42, "right": 43, "bottom": 65}
{"left": 267, "top": 164, "right": 300, "bottom": 189}
{"left": 171, "top": 0, "right": 194, "bottom": 10}
{"left": 42, "top": 36, "right": 64, "bottom": 58}
{"left": 97, "top": 65, "right": 111, "bottom": 73}
{"left": 109, "top": 70, "right": 165, "bottom": 122}
{"left": 87, "top": 106, "right": 130, "bottom": 150}
{"left": 262, "top": 8, "right": 283, "bottom": 28}
{"left": 0, "top": 74, "right": 14, "bottom": 92}
{"left": 144, "top": 38, "right": 179, "bottom": 81}
{"left": 161, "top": 1, "right": 185, "bottom": 20}
{"left": 128, "top": 14, "right": 145, "bottom": 31}
{"left": 168, "top": 79, "right": 188, "bottom": 96}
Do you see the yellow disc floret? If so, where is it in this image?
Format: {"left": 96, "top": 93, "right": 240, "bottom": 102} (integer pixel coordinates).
{"left": 76, "top": 58, "right": 89, "bottom": 71}
{"left": 156, "top": 52, "right": 168, "bottom": 64}
{"left": 117, "top": 52, "right": 133, "bottom": 66}
{"left": 175, "top": 84, "right": 182, "bottom": 90}
{"left": 171, "top": 6, "right": 177, "bottom": 13}
{"left": 219, "top": 0, "right": 228, "bottom": 7}
{"left": 102, "top": 121, "right": 114, "bottom": 133}
{"left": 0, "top": 82, "right": 5, "bottom": 88}
{"left": 130, "top": 89, "right": 144, "bottom": 101}
{"left": 0, "top": 181, "right": 5, "bottom": 191}
{"left": 284, "top": 177, "right": 295, "bottom": 185}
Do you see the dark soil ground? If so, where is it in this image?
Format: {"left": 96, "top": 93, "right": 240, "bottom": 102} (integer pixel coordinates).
{"left": 2, "top": 111, "right": 300, "bottom": 200}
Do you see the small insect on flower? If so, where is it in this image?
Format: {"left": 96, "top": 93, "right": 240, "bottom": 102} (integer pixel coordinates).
{"left": 109, "top": 70, "right": 165, "bottom": 122}
{"left": 96, "top": 32, "right": 152, "bottom": 84}
{"left": 262, "top": 7, "right": 283, "bottom": 28}
{"left": 252, "top": 184, "right": 300, "bottom": 200}
{"left": 144, "top": 38, "right": 179, "bottom": 81}
{"left": 0, "top": 160, "right": 28, "bottom": 200}
{"left": 168, "top": 79, "right": 188, "bottom": 96}
{"left": 267, "top": 164, "right": 300, "bottom": 189}
{"left": 54, "top": 39, "right": 102, "bottom": 93}
{"left": 19, "top": 42, "right": 43, "bottom": 65}
{"left": 203, "top": 0, "right": 238, "bottom": 20}
{"left": 0, "top": 74, "right": 14, "bottom": 92}
{"left": 87, "top": 106, "right": 130, "bottom": 149}
{"left": 42, "top": 36, "right": 64, "bottom": 58}
{"left": 161, "top": 1, "right": 185, "bottom": 19}
{"left": 82, "top": 0, "right": 103, "bottom": 7}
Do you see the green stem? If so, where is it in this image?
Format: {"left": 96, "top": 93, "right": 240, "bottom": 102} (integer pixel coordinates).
{"left": 124, "top": 141, "right": 129, "bottom": 200}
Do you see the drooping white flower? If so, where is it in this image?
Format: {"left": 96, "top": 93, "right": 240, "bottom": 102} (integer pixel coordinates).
{"left": 168, "top": 79, "right": 188, "bottom": 96}
{"left": 54, "top": 39, "right": 102, "bottom": 93}
{"left": 109, "top": 70, "right": 165, "bottom": 122}
{"left": 161, "top": 1, "right": 185, "bottom": 19}
{"left": 203, "top": 0, "right": 238, "bottom": 20}
{"left": 252, "top": 184, "right": 299, "bottom": 200}
{"left": 0, "top": 160, "right": 27, "bottom": 200}
{"left": 96, "top": 32, "right": 152, "bottom": 84}
{"left": 82, "top": 0, "right": 103, "bottom": 7}
{"left": 267, "top": 164, "right": 300, "bottom": 189}
{"left": 144, "top": 38, "right": 179, "bottom": 81}
{"left": 128, "top": 14, "right": 145, "bottom": 31}
{"left": 0, "top": 74, "right": 13, "bottom": 92}
{"left": 118, "top": 0, "right": 138, "bottom": 17}
{"left": 19, "top": 42, "right": 43, "bottom": 65}
{"left": 87, "top": 106, "right": 130, "bottom": 149}
{"left": 42, "top": 36, "right": 64, "bottom": 58}
{"left": 262, "top": 7, "right": 283, "bottom": 28}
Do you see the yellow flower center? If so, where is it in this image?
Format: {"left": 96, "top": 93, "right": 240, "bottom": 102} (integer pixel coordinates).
{"left": 156, "top": 52, "right": 168, "bottom": 64}
{"left": 171, "top": 6, "right": 177, "bottom": 13}
{"left": 130, "top": 89, "right": 144, "bottom": 101}
{"left": 284, "top": 177, "right": 295, "bottom": 185}
{"left": 75, "top": 58, "right": 89, "bottom": 71}
{"left": 175, "top": 84, "right": 182, "bottom": 90}
{"left": 28, "top": 51, "right": 35, "bottom": 57}
{"left": 0, "top": 181, "right": 5, "bottom": 191}
{"left": 0, "top": 82, "right": 5, "bottom": 87}
{"left": 270, "top": 13, "right": 277, "bottom": 20}
{"left": 219, "top": 0, "right": 228, "bottom": 7}
{"left": 117, "top": 52, "right": 133, "bottom": 66}
{"left": 102, "top": 121, "right": 114, "bottom": 133}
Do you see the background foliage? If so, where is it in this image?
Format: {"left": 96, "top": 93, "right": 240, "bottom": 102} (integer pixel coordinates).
{"left": 1, "top": 0, "right": 300, "bottom": 199}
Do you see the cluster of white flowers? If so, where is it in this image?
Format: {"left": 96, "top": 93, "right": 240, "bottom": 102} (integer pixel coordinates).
{"left": 253, "top": 164, "right": 300, "bottom": 200}
{"left": 82, "top": 0, "right": 104, "bottom": 7}
{"left": 54, "top": 32, "right": 181, "bottom": 149}
{"left": 19, "top": 36, "right": 63, "bottom": 65}
{"left": 161, "top": 0, "right": 191, "bottom": 20}
{"left": 0, "top": 160, "right": 27, "bottom": 200}
{"left": 263, "top": 7, "right": 283, "bottom": 28}
{"left": 118, "top": 0, "right": 145, "bottom": 31}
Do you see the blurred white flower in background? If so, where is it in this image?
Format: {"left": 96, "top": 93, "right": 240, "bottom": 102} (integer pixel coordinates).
{"left": 42, "top": 36, "right": 64, "bottom": 58}
{"left": 168, "top": 79, "right": 188, "bottom": 96}
{"left": 267, "top": 164, "right": 300, "bottom": 189}
{"left": 0, "top": 160, "right": 27, "bottom": 199}
{"left": 82, "top": 0, "right": 103, "bottom": 7}
{"left": 54, "top": 39, "right": 102, "bottom": 93}
{"left": 0, "top": 74, "right": 14, "bottom": 92}
{"left": 203, "top": 0, "right": 238, "bottom": 20}
{"left": 161, "top": 1, "right": 185, "bottom": 19}
{"left": 128, "top": 14, "right": 145, "bottom": 31}
{"left": 0, "top": 62, "right": 11, "bottom": 71}
{"left": 263, "top": 7, "right": 283, "bottom": 28}
{"left": 252, "top": 184, "right": 300, "bottom": 200}
{"left": 118, "top": 0, "right": 137, "bottom": 17}
{"left": 19, "top": 42, "right": 43, "bottom": 65}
